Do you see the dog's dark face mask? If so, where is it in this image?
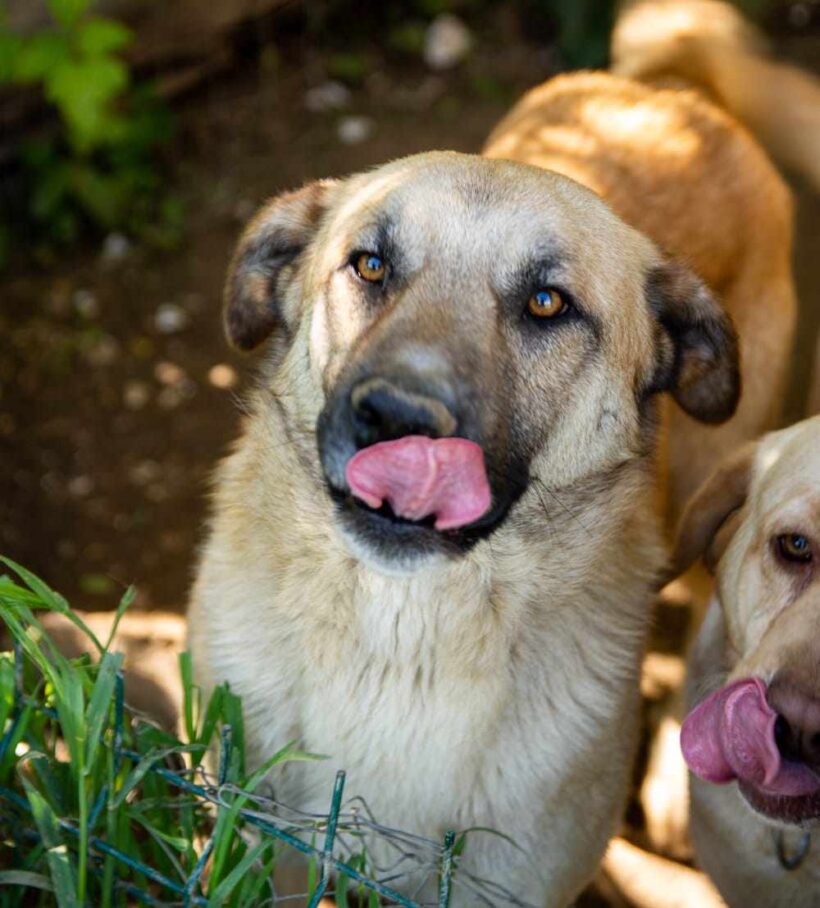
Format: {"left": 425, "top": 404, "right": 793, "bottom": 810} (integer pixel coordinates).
{"left": 223, "top": 153, "right": 739, "bottom": 569}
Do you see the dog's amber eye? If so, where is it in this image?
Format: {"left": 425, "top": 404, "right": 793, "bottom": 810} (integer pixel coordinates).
{"left": 354, "top": 252, "right": 386, "bottom": 283}
{"left": 776, "top": 533, "right": 813, "bottom": 564}
{"left": 528, "top": 289, "right": 567, "bottom": 319}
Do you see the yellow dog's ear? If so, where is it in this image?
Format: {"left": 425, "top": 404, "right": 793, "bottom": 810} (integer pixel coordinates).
{"left": 647, "top": 258, "right": 741, "bottom": 424}
{"left": 673, "top": 441, "right": 757, "bottom": 577}
{"left": 223, "top": 179, "right": 338, "bottom": 351}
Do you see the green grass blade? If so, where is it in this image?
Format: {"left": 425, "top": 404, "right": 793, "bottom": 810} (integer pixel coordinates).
{"left": 0, "top": 654, "right": 16, "bottom": 728}
{"left": 207, "top": 797, "right": 245, "bottom": 888}
{"left": 29, "top": 753, "right": 70, "bottom": 816}
{"left": 83, "top": 650, "right": 123, "bottom": 772}
{"left": 53, "top": 665, "right": 85, "bottom": 773}
{"left": 237, "top": 849, "right": 277, "bottom": 907}
{"left": 103, "top": 585, "right": 135, "bottom": 651}
{"left": 178, "top": 650, "right": 200, "bottom": 745}
{"left": 207, "top": 841, "right": 268, "bottom": 906}
{"left": 19, "top": 761, "right": 78, "bottom": 908}
{"left": 220, "top": 687, "right": 245, "bottom": 779}
{"left": 130, "top": 810, "right": 191, "bottom": 853}
{"left": 306, "top": 852, "right": 317, "bottom": 898}
{"left": 0, "top": 574, "right": 44, "bottom": 605}
{"left": 196, "top": 684, "right": 224, "bottom": 754}
{"left": 110, "top": 745, "right": 194, "bottom": 809}
{"left": 0, "top": 556, "right": 104, "bottom": 654}
{"left": 0, "top": 558, "right": 69, "bottom": 611}
{"left": 0, "top": 870, "right": 55, "bottom": 891}
{"left": 242, "top": 740, "right": 327, "bottom": 793}
{"left": 0, "top": 605, "right": 60, "bottom": 680}
{"left": 335, "top": 871, "right": 349, "bottom": 907}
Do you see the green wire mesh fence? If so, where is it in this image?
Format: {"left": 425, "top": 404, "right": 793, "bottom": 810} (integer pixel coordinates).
{"left": 1, "top": 588, "right": 537, "bottom": 908}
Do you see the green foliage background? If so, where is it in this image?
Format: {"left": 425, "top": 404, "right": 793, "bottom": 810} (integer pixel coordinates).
{"left": 0, "top": 0, "right": 178, "bottom": 265}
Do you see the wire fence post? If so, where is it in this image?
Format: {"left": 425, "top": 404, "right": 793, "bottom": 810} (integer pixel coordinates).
{"left": 184, "top": 837, "right": 214, "bottom": 907}
{"left": 307, "top": 769, "right": 346, "bottom": 908}
{"left": 438, "top": 830, "right": 456, "bottom": 908}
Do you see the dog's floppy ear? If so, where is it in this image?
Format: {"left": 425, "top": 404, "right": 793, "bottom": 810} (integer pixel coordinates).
{"left": 673, "top": 442, "right": 756, "bottom": 576}
{"left": 647, "top": 258, "right": 740, "bottom": 424}
{"left": 224, "top": 179, "right": 337, "bottom": 351}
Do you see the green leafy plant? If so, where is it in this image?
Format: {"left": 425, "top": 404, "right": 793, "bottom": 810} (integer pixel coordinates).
{"left": 0, "top": 559, "right": 323, "bottom": 906}
{"left": 0, "top": 0, "right": 178, "bottom": 261}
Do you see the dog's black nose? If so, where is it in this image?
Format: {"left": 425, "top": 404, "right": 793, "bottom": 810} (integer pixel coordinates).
{"left": 769, "top": 679, "right": 820, "bottom": 771}
{"left": 350, "top": 377, "right": 457, "bottom": 448}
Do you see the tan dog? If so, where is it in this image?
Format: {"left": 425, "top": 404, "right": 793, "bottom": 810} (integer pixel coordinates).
{"left": 188, "top": 152, "right": 739, "bottom": 906}
{"left": 675, "top": 415, "right": 820, "bottom": 906}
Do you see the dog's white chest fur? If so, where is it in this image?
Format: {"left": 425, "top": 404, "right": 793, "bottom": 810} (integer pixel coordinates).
{"left": 190, "top": 459, "right": 660, "bottom": 905}
{"left": 295, "top": 574, "right": 557, "bottom": 818}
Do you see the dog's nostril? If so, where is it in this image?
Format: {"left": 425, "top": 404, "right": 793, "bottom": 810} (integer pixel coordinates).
{"left": 356, "top": 400, "right": 380, "bottom": 426}
{"left": 768, "top": 680, "right": 820, "bottom": 769}
{"left": 772, "top": 710, "right": 820, "bottom": 769}
{"left": 774, "top": 714, "right": 799, "bottom": 761}
{"left": 350, "top": 379, "right": 457, "bottom": 447}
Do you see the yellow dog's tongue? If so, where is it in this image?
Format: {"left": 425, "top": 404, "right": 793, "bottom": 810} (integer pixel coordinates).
{"left": 681, "top": 677, "right": 820, "bottom": 796}
{"left": 345, "top": 436, "right": 491, "bottom": 531}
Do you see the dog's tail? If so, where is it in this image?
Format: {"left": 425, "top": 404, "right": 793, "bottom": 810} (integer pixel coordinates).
{"left": 611, "top": 0, "right": 820, "bottom": 191}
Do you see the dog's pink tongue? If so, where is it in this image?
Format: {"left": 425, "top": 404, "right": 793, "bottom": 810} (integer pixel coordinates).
{"left": 345, "top": 436, "right": 491, "bottom": 531}
{"left": 681, "top": 678, "right": 820, "bottom": 796}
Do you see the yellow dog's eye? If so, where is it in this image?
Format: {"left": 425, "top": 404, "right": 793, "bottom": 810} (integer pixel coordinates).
{"left": 776, "top": 533, "right": 813, "bottom": 563}
{"left": 354, "top": 252, "right": 386, "bottom": 283}
{"left": 528, "top": 288, "right": 567, "bottom": 319}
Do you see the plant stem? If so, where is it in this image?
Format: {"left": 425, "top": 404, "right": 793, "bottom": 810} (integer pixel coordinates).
{"left": 78, "top": 763, "right": 87, "bottom": 904}
{"left": 102, "top": 744, "right": 115, "bottom": 908}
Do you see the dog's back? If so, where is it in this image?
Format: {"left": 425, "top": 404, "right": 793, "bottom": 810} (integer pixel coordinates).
{"left": 612, "top": 0, "right": 820, "bottom": 194}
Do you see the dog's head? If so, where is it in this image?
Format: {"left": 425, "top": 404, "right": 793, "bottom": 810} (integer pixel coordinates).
{"left": 226, "top": 152, "right": 738, "bottom": 569}
{"left": 676, "top": 415, "right": 820, "bottom": 826}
